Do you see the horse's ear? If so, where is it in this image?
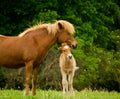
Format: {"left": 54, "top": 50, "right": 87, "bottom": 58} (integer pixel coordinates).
{"left": 58, "top": 22, "right": 64, "bottom": 29}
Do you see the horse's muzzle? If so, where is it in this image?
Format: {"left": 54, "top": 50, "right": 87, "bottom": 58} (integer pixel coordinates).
{"left": 71, "top": 44, "right": 77, "bottom": 49}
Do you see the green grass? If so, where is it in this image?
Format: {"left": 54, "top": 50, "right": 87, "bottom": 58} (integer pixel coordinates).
{"left": 0, "top": 89, "right": 119, "bottom": 99}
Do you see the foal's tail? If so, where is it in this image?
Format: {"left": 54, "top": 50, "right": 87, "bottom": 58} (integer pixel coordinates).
{"left": 75, "top": 66, "right": 79, "bottom": 70}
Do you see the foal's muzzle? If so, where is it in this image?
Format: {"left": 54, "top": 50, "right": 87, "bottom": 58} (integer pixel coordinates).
{"left": 68, "top": 54, "right": 72, "bottom": 59}
{"left": 69, "top": 55, "right": 72, "bottom": 59}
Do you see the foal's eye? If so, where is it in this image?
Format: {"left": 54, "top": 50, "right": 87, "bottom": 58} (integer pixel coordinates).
{"left": 63, "top": 50, "right": 66, "bottom": 52}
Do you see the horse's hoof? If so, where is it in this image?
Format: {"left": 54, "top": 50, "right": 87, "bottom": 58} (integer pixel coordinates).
{"left": 32, "top": 92, "right": 36, "bottom": 96}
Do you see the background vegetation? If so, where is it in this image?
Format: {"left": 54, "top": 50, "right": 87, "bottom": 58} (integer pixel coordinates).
{"left": 0, "top": 0, "right": 120, "bottom": 92}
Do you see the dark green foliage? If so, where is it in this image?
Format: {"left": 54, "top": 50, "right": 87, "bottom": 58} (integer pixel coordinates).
{"left": 0, "top": 68, "right": 6, "bottom": 89}
{"left": 0, "top": 68, "right": 25, "bottom": 90}
{"left": 0, "top": 0, "right": 120, "bottom": 92}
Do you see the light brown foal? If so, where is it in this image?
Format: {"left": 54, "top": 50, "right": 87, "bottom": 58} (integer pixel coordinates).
{"left": 58, "top": 43, "right": 79, "bottom": 95}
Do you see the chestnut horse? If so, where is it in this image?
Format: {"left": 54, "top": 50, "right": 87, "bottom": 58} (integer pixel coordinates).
{"left": 0, "top": 20, "right": 77, "bottom": 95}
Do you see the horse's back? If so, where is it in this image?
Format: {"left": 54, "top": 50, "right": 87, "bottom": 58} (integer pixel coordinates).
{"left": 0, "top": 35, "right": 39, "bottom": 68}
{"left": 0, "top": 35, "right": 8, "bottom": 42}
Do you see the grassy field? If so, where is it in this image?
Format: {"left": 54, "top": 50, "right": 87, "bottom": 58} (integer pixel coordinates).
{"left": 0, "top": 89, "right": 119, "bottom": 99}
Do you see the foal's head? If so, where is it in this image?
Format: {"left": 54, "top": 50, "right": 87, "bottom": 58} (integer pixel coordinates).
{"left": 59, "top": 43, "right": 73, "bottom": 59}
{"left": 55, "top": 20, "right": 77, "bottom": 49}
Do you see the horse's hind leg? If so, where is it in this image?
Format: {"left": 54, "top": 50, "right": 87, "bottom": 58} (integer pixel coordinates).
{"left": 24, "top": 61, "right": 33, "bottom": 95}
{"left": 32, "top": 66, "right": 39, "bottom": 95}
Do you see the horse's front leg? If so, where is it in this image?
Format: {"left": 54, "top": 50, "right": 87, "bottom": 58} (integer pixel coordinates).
{"left": 24, "top": 61, "right": 33, "bottom": 95}
{"left": 32, "top": 66, "right": 39, "bottom": 95}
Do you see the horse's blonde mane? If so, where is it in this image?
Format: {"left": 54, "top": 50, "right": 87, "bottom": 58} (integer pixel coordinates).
{"left": 56, "top": 20, "right": 75, "bottom": 35}
{"left": 18, "top": 20, "right": 75, "bottom": 37}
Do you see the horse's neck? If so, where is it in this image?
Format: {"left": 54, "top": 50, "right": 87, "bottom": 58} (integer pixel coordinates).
{"left": 22, "top": 30, "right": 57, "bottom": 50}
{"left": 34, "top": 32, "right": 57, "bottom": 49}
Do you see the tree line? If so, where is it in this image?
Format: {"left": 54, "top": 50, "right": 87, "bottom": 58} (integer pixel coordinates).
{"left": 0, "top": 0, "right": 120, "bottom": 92}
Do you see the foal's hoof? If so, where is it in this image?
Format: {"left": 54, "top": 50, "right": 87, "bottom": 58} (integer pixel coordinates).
{"left": 24, "top": 91, "right": 29, "bottom": 96}
{"left": 70, "top": 91, "right": 75, "bottom": 96}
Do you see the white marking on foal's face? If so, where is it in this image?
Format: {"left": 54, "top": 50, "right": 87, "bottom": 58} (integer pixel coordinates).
{"left": 64, "top": 45, "right": 69, "bottom": 49}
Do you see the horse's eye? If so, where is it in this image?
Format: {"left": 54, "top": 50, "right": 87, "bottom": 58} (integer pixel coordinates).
{"left": 68, "top": 32, "right": 72, "bottom": 36}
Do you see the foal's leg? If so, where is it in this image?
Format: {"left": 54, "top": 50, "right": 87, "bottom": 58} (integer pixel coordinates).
{"left": 24, "top": 61, "right": 33, "bottom": 95}
{"left": 32, "top": 66, "right": 39, "bottom": 95}
{"left": 61, "top": 71, "right": 68, "bottom": 94}
{"left": 68, "top": 71, "right": 74, "bottom": 95}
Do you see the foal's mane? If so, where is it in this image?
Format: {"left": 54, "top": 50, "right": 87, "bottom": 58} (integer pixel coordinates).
{"left": 18, "top": 20, "right": 75, "bottom": 37}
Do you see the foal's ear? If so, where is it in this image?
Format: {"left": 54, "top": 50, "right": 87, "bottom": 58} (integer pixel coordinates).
{"left": 58, "top": 47, "right": 62, "bottom": 50}
{"left": 58, "top": 22, "right": 64, "bottom": 29}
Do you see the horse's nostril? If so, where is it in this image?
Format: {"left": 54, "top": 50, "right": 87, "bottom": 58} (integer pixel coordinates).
{"left": 72, "top": 44, "right": 77, "bottom": 49}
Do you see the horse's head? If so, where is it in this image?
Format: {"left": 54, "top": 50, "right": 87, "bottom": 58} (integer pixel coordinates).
{"left": 55, "top": 20, "right": 77, "bottom": 49}
{"left": 58, "top": 43, "right": 73, "bottom": 59}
